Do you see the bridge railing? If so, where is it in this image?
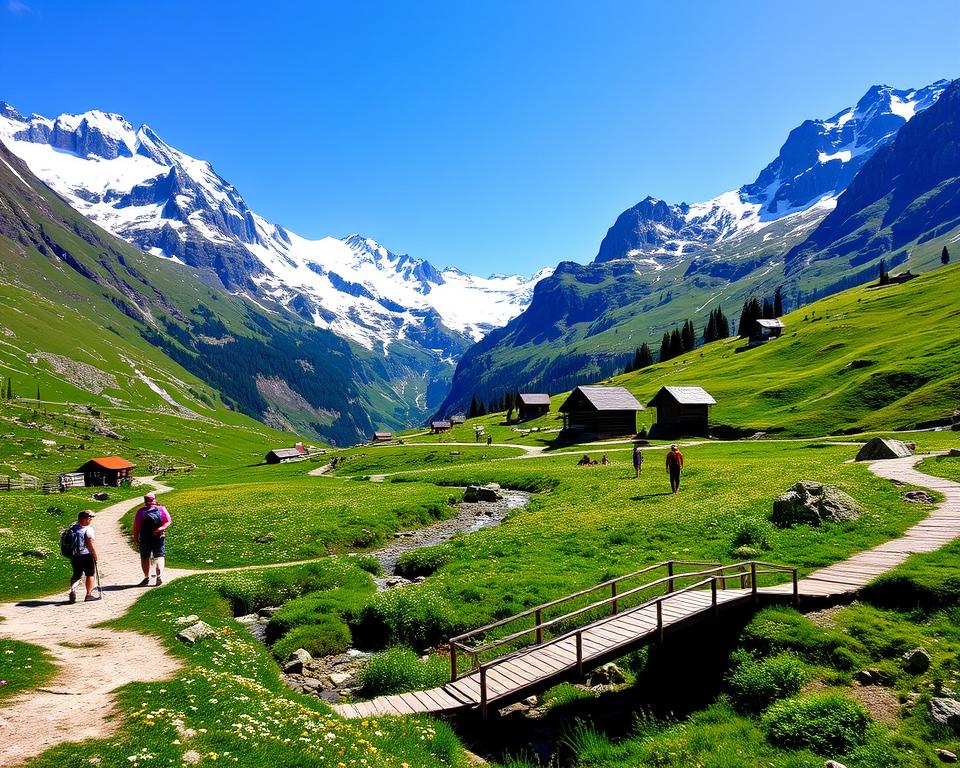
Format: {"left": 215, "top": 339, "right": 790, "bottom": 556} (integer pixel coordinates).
{"left": 448, "top": 559, "right": 798, "bottom": 710}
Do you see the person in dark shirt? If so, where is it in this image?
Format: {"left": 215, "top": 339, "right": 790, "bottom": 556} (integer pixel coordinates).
{"left": 665, "top": 444, "right": 684, "bottom": 493}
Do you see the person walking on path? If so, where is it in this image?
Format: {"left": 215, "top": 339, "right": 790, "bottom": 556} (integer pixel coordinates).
{"left": 666, "top": 444, "right": 684, "bottom": 493}
{"left": 67, "top": 510, "right": 99, "bottom": 603}
{"left": 133, "top": 492, "right": 171, "bottom": 586}
{"left": 633, "top": 445, "right": 643, "bottom": 478}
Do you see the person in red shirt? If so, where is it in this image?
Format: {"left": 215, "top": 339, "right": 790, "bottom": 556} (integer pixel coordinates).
{"left": 665, "top": 444, "right": 684, "bottom": 493}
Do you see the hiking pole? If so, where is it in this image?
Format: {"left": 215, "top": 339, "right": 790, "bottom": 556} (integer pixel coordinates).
{"left": 96, "top": 562, "right": 103, "bottom": 600}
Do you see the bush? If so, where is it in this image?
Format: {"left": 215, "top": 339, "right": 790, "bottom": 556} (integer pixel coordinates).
{"left": 763, "top": 693, "right": 870, "bottom": 754}
{"left": 349, "top": 554, "right": 382, "bottom": 576}
{"left": 395, "top": 545, "right": 452, "bottom": 579}
{"left": 727, "top": 652, "right": 807, "bottom": 714}
{"left": 741, "top": 606, "right": 854, "bottom": 663}
{"left": 358, "top": 647, "right": 448, "bottom": 696}
{"left": 271, "top": 616, "right": 352, "bottom": 661}
{"left": 730, "top": 519, "right": 772, "bottom": 553}
{"left": 350, "top": 587, "right": 461, "bottom": 650}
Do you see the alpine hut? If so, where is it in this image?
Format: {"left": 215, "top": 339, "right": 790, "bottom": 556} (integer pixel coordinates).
{"left": 558, "top": 386, "right": 643, "bottom": 439}
{"left": 517, "top": 393, "right": 550, "bottom": 421}
{"left": 77, "top": 456, "right": 136, "bottom": 487}
{"left": 265, "top": 442, "right": 308, "bottom": 464}
{"left": 646, "top": 386, "right": 716, "bottom": 437}
{"left": 751, "top": 318, "right": 785, "bottom": 343}
{"left": 431, "top": 420, "right": 452, "bottom": 433}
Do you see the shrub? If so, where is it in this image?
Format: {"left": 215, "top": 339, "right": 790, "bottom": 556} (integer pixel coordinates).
{"left": 358, "top": 647, "right": 448, "bottom": 696}
{"left": 741, "top": 606, "right": 854, "bottom": 663}
{"left": 349, "top": 554, "right": 382, "bottom": 576}
{"left": 727, "top": 652, "right": 807, "bottom": 714}
{"left": 271, "top": 616, "right": 352, "bottom": 661}
{"left": 350, "top": 587, "right": 461, "bottom": 650}
{"left": 395, "top": 545, "right": 452, "bottom": 578}
{"left": 763, "top": 693, "right": 870, "bottom": 754}
{"left": 730, "top": 519, "right": 772, "bottom": 553}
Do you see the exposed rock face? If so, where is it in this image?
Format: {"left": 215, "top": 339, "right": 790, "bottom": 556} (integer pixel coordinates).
{"left": 855, "top": 437, "right": 913, "bottom": 461}
{"left": 771, "top": 481, "right": 861, "bottom": 527}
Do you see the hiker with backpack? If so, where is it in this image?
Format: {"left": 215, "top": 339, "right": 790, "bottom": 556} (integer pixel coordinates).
{"left": 133, "top": 492, "right": 171, "bottom": 586}
{"left": 62, "top": 510, "right": 99, "bottom": 603}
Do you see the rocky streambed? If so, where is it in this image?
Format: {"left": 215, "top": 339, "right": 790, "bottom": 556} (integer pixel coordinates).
{"left": 236, "top": 485, "right": 531, "bottom": 700}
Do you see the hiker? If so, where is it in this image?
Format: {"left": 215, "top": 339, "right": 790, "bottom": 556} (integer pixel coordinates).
{"left": 66, "top": 510, "right": 99, "bottom": 603}
{"left": 577, "top": 453, "right": 592, "bottom": 466}
{"left": 133, "top": 492, "right": 171, "bottom": 586}
{"left": 633, "top": 445, "right": 643, "bottom": 478}
{"left": 666, "top": 444, "right": 684, "bottom": 493}
{"left": 600, "top": 454, "right": 610, "bottom": 465}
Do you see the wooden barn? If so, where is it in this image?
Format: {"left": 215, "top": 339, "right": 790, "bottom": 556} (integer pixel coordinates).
{"left": 647, "top": 386, "right": 716, "bottom": 437}
{"left": 751, "top": 318, "right": 785, "bottom": 342}
{"left": 78, "top": 456, "right": 135, "bottom": 487}
{"left": 517, "top": 393, "right": 550, "bottom": 421}
{"left": 431, "top": 420, "right": 452, "bottom": 433}
{"left": 371, "top": 431, "right": 393, "bottom": 442}
{"left": 265, "top": 442, "right": 308, "bottom": 464}
{"left": 558, "top": 386, "right": 643, "bottom": 439}
{"left": 450, "top": 415, "right": 466, "bottom": 425}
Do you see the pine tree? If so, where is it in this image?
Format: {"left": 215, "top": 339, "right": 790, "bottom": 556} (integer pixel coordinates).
{"left": 878, "top": 258, "right": 889, "bottom": 285}
{"left": 5, "top": 378, "right": 11, "bottom": 399}
{"left": 659, "top": 332, "right": 672, "bottom": 362}
{"left": 36, "top": 383, "right": 41, "bottom": 401}
{"left": 716, "top": 307, "right": 730, "bottom": 339}
{"left": 681, "top": 319, "right": 695, "bottom": 351}
{"left": 762, "top": 298, "right": 774, "bottom": 319}
{"left": 737, "top": 300, "right": 752, "bottom": 337}
{"left": 943, "top": 245, "right": 951, "bottom": 265}
{"left": 638, "top": 342, "right": 653, "bottom": 369}
{"left": 468, "top": 393, "right": 479, "bottom": 419}
{"left": 669, "top": 329, "right": 683, "bottom": 358}
{"left": 773, "top": 286, "right": 783, "bottom": 317}
{"left": 703, "top": 312, "right": 717, "bottom": 344}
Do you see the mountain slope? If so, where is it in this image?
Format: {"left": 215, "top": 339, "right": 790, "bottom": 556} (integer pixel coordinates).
{"left": 0, "top": 141, "right": 424, "bottom": 444}
{"left": 0, "top": 102, "right": 550, "bottom": 418}
{"left": 437, "top": 79, "right": 954, "bottom": 417}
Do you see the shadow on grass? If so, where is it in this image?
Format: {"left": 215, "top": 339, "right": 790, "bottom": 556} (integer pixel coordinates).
{"left": 630, "top": 492, "right": 674, "bottom": 500}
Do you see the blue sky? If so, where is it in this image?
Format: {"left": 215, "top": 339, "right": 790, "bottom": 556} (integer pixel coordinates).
{"left": 2, "top": 0, "right": 958, "bottom": 275}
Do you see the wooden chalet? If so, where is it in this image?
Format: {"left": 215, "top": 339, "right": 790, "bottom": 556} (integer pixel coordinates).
{"left": 265, "top": 442, "right": 308, "bottom": 464}
{"left": 431, "top": 420, "right": 452, "bottom": 433}
{"left": 558, "top": 386, "right": 643, "bottom": 439}
{"left": 371, "top": 431, "right": 393, "bottom": 442}
{"left": 78, "top": 456, "right": 135, "bottom": 487}
{"left": 647, "top": 386, "right": 716, "bottom": 437}
{"left": 450, "top": 415, "right": 466, "bottom": 425}
{"left": 751, "top": 318, "right": 785, "bottom": 342}
{"left": 517, "top": 393, "right": 550, "bottom": 421}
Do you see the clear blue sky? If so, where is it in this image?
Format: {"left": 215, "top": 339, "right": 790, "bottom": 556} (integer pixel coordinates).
{"left": 2, "top": 1, "right": 957, "bottom": 276}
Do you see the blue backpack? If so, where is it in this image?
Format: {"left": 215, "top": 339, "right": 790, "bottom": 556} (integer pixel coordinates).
{"left": 141, "top": 507, "right": 163, "bottom": 537}
{"left": 59, "top": 524, "right": 85, "bottom": 558}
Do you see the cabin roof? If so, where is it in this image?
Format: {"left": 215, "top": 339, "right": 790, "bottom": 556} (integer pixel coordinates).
{"left": 518, "top": 393, "right": 551, "bottom": 406}
{"left": 647, "top": 385, "right": 717, "bottom": 407}
{"left": 756, "top": 318, "right": 785, "bottom": 329}
{"left": 560, "top": 386, "right": 643, "bottom": 412}
{"left": 431, "top": 420, "right": 451, "bottom": 429}
{"left": 83, "top": 456, "right": 135, "bottom": 470}
{"left": 268, "top": 448, "right": 304, "bottom": 459}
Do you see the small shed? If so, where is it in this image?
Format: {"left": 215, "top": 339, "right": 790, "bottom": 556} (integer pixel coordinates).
{"left": 450, "top": 415, "right": 466, "bottom": 425}
{"left": 265, "top": 443, "right": 308, "bottom": 464}
{"left": 558, "top": 386, "right": 643, "bottom": 439}
{"left": 78, "top": 456, "right": 136, "bottom": 487}
{"left": 431, "top": 420, "right": 452, "bottom": 433}
{"left": 371, "top": 432, "right": 393, "bottom": 442}
{"left": 752, "top": 318, "right": 785, "bottom": 342}
{"left": 647, "top": 386, "right": 716, "bottom": 437}
{"left": 517, "top": 393, "right": 550, "bottom": 421}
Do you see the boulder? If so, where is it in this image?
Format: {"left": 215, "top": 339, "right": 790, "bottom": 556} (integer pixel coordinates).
{"left": 930, "top": 697, "right": 960, "bottom": 730}
{"left": 464, "top": 483, "right": 503, "bottom": 502}
{"left": 586, "top": 662, "right": 626, "bottom": 686}
{"left": 176, "top": 620, "right": 215, "bottom": 645}
{"left": 903, "top": 490, "right": 935, "bottom": 504}
{"left": 855, "top": 438, "right": 912, "bottom": 462}
{"left": 329, "top": 672, "right": 352, "bottom": 686}
{"left": 284, "top": 648, "right": 312, "bottom": 674}
{"left": 771, "top": 481, "right": 861, "bottom": 527}
{"left": 902, "top": 647, "right": 931, "bottom": 674}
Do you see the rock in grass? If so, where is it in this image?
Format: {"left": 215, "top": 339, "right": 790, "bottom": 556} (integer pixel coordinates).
{"left": 175, "top": 614, "right": 200, "bottom": 625}
{"left": 464, "top": 484, "right": 502, "bottom": 502}
{"left": 903, "top": 490, "right": 935, "bottom": 504}
{"left": 824, "top": 762, "right": 848, "bottom": 768}
{"left": 938, "top": 750, "right": 958, "bottom": 763}
{"left": 177, "top": 621, "right": 215, "bottom": 645}
{"left": 902, "top": 647, "right": 931, "bottom": 674}
{"left": 855, "top": 437, "right": 912, "bottom": 461}
{"left": 771, "top": 481, "right": 861, "bottom": 527}
{"left": 930, "top": 698, "right": 960, "bottom": 730}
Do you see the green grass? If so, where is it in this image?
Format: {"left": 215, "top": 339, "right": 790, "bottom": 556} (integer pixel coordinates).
{"left": 16, "top": 565, "right": 468, "bottom": 768}
{"left": 325, "top": 444, "right": 528, "bottom": 478}
{"left": 919, "top": 454, "right": 960, "bottom": 483}
{"left": 123, "top": 469, "right": 462, "bottom": 568}
{"left": 358, "top": 647, "right": 449, "bottom": 697}
{"left": 0, "top": 638, "right": 56, "bottom": 702}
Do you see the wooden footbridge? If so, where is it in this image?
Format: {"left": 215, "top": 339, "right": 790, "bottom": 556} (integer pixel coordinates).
{"left": 334, "top": 455, "right": 960, "bottom": 720}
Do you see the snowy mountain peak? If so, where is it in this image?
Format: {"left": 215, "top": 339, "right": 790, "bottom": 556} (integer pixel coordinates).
{"left": 596, "top": 79, "right": 948, "bottom": 265}
{"left": 0, "top": 102, "right": 548, "bottom": 356}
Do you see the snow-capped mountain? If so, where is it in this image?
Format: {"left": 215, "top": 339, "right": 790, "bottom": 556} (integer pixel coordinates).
{"left": 0, "top": 102, "right": 550, "bottom": 354}
{"left": 595, "top": 80, "right": 949, "bottom": 265}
